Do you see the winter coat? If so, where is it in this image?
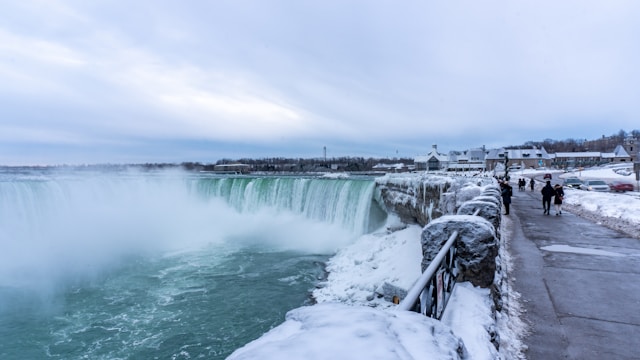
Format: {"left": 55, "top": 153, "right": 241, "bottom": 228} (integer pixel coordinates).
{"left": 554, "top": 187, "right": 565, "bottom": 205}
{"left": 501, "top": 185, "right": 513, "bottom": 204}
{"left": 541, "top": 184, "right": 555, "bottom": 200}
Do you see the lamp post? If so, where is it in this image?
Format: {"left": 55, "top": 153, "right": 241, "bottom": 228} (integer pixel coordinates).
{"left": 504, "top": 150, "right": 509, "bottom": 181}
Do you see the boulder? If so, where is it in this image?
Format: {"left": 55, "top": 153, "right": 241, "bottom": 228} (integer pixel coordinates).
{"left": 421, "top": 215, "right": 498, "bottom": 288}
{"left": 457, "top": 200, "right": 501, "bottom": 237}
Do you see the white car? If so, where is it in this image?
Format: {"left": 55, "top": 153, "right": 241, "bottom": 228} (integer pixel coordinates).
{"left": 563, "top": 177, "right": 582, "bottom": 189}
{"left": 579, "top": 180, "right": 610, "bottom": 192}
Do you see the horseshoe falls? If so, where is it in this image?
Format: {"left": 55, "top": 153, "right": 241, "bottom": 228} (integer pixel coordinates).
{"left": 0, "top": 168, "right": 387, "bottom": 359}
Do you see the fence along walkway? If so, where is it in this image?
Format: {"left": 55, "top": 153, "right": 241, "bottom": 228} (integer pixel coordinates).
{"left": 399, "top": 208, "right": 484, "bottom": 319}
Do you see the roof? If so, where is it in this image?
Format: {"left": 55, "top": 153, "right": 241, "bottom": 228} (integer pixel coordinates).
{"left": 613, "top": 145, "right": 630, "bottom": 157}
{"left": 485, "top": 147, "right": 550, "bottom": 160}
{"left": 414, "top": 149, "right": 449, "bottom": 163}
{"left": 554, "top": 152, "right": 601, "bottom": 158}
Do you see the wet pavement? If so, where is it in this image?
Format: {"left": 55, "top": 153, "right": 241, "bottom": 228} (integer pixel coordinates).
{"left": 506, "top": 187, "right": 640, "bottom": 360}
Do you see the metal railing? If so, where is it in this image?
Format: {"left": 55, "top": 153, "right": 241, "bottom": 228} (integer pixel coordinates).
{"left": 397, "top": 230, "right": 459, "bottom": 319}
{"left": 398, "top": 209, "right": 481, "bottom": 319}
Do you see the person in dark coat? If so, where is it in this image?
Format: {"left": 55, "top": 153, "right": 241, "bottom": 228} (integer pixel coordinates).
{"left": 554, "top": 184, "right": 565, "bottom": 215}
{"left": 541, "top": 180, "right": 555, "bottom": 215}
{"left": 529, "top": 178, "right": 535, "bottom": 191}
{"left": 501, "top": 181, "right": 513, "bottom": 215}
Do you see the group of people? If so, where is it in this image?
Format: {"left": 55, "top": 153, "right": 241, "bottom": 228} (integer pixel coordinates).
{"left": 517, "top": 178, "right": 536, "bottom": 192}
{"left": 541, "top": 180, "right": 564, "bottom": 215}
{"left": 500, "top": 178, "right": 564, "bottom": 216}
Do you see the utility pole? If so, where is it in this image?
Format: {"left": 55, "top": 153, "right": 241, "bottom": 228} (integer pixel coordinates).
{"left": 504, "top": 150, "right": 510, "bottom": 181}
{"left": 635, "top": 140, "right": 639, "bottom": 191}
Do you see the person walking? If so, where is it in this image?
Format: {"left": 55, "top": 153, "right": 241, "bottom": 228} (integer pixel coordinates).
{"left": 554, "top": 184, "right": 565, "bottom": 215}
{"left": 541, "top": 180, "right": 555, "bottom": 215}
{"left": 529, "top": 178, "right": 535, "bottom": 191}
{"left": 501, "top": 181, "right": 513, "bottom": 215}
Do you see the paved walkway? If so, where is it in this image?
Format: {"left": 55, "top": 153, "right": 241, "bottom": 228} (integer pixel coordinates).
{"left": 506, "top": 186, "right": 640, "bottom": 360}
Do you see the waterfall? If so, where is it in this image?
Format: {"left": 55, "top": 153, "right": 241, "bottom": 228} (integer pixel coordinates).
{"left": 192, "top": 176, "right": 383, "bottom": 235}
{"left": 0, "top": 169, "right": 386, "bottom": 290}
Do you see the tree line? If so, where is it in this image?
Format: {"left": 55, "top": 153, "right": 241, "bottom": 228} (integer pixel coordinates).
{"left": 139, "top": 129, "right": 639, "bottom": 173}
{"left": 507, "top": 129, "right": 639, "bottom": 153}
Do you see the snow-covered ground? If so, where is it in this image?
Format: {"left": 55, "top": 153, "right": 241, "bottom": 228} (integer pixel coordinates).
{"left": 229, "top": 168, "right": 640, "bottom": 360}
{"left": 517, "top": 167, "right": 640, "bottom": 239}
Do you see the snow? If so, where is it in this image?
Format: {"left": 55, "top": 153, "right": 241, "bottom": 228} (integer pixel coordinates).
{"left": 522, "top": 167, "right": 640, "bottom": 237}
{"left": 229, "top": 168, "right": 640, "bottom": 360}
{"left": 541, "top": 244, "right": 626, "bottom": 257}
{"left": 228, "top": 303, "right": 465, "bottom": 360}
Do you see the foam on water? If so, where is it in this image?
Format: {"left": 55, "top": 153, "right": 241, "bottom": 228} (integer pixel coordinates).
{"left": 0, "top": 168, "right": 384, "bottom": 359}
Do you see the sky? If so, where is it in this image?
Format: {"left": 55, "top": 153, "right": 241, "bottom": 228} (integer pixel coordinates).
{"left": 1, "top": 1, "right": 640, "bottom": 165}
{"left": 228, "top": 168, "right": 639, "bottom": 359}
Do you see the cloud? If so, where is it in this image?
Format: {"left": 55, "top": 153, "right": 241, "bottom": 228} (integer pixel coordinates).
{"left": 1, "top": 0, "right": 640, "bottom": 164}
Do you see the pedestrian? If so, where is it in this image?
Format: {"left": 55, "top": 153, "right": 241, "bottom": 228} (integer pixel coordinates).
{"left": 501, "top": 181, "right": 513, "bottom": 215}
{"left": 554, "top": 184, "right": 565, "bottom": 215}
{"left": 529, "top": 178, "right": 535, "bottom": 191}
{"left": 541, "top": 180, "right": 554, "bottom": 215}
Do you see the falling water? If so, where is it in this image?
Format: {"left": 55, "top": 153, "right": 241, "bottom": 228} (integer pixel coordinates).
{"left": 0, "top": 167, "right": 386, "bottom": 359}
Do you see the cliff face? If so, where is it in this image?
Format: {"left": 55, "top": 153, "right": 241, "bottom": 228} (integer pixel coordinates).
{"left": 375, "top": 173, "right": 493, "bottom": 227}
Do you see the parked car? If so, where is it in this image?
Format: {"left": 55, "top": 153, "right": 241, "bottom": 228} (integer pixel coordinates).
{"left": 579, "top": 180, "right": 610, "bottom": 192}
{"left": 609, "top": 181, "right": 634, "bottom": 192}
{"left": 543, "top": 173, "right": 552, "bottom": 180}
{"left": 614, "top": 169, "right": 633, "bottom": 176}
{"left": 562, "top": 177, "right": 582, "bottom": 188}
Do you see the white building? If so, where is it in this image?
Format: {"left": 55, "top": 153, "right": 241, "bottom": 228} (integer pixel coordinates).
{"left": 414, "top": 145, "right": 449, "bottom": 171}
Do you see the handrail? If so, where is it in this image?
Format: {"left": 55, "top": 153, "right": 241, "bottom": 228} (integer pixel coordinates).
{"left": 397, "top": 208, "right": 480, "bottom": 318}
{"left": 397, "top": 230, "right": 459, "bottom": 314}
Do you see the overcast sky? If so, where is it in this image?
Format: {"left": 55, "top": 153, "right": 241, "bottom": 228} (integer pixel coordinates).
{"left": 1, "top": 1, "right": 639, "bottom": 165}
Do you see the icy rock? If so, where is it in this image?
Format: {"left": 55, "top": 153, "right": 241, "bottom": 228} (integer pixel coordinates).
{"left": 376, "top": 174, "right": 494, "bottom": 226}
{"left": 470, "top": 195, "right": 501, "bottom": 208}
{"left": 457, "top": 200, "right": 501, "bottom": 238}
{"left": 421, "top": 215, "right": 498, "bottom": 288}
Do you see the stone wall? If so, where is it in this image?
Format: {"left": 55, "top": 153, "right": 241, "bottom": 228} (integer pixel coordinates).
{"left": 377, "top": 174, "right": 503, "bottom": 305}
{"left": 375, "top": 173, "right": 493, "bottom": 227}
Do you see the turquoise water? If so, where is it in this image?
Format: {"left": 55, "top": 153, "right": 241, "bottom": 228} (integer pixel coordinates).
{"left": 0, "top": 168, "right": 384, "bottom": 359}
{"left": 1, "top": 244, "right": 327, "bottom": 359}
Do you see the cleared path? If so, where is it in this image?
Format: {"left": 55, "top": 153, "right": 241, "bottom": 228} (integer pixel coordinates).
{"left": 506, "top": 186, "right": 640, "bottom": 359}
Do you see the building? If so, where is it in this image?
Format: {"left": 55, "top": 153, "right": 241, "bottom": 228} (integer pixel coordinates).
{"left": 622, "top": 136, "right": 638, "bottom": 163}
{"left": 485, "top": 147, "right": 552, "bottom": 172}
{"left": 553, "top": 151, "right": 603, "bottom": 168}
{"left": 603, "top": 145, "right": 632, "bottom": 163}
{"left": 554, "top": 145, "right": 631, "bottom": 168}
{"left": 213, "top": 163, "right": 251, "bottom": 173}
{"left": 447, "top": 148, "right": 486, "bottom": 171}
{"left": 414, "top": 145, "right": 449, "bottom": 171}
